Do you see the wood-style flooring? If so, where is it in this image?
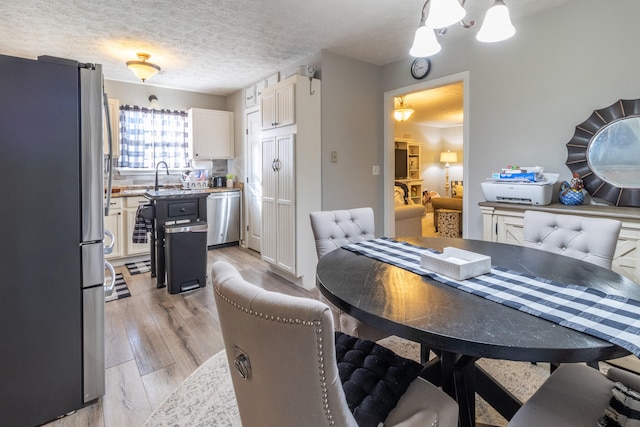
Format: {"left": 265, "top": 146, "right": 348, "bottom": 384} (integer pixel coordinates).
{"left": 44, "top": 245, "right": 317, "bottom": 427}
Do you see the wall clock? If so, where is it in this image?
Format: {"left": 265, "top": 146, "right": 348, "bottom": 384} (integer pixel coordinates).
{"left": 411, "top": 57, "right": 431, "bottom": 80}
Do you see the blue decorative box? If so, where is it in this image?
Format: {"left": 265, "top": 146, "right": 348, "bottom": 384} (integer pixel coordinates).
{"left": 492, "top": 172, "right": 538, "bottom": 182}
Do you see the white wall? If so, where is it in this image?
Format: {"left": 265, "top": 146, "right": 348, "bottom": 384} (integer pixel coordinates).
{"left": 382, "top": 0, "right": 640, "bottom": 239}
{"left": 104, "top": 80, "right": 226, "bottom": 111}
{"left": 319, "top": 51, "right": 385, "bottom": 234}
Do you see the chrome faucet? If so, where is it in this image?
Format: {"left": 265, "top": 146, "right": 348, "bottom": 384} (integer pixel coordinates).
{"left": 154, "top": 161, "right": 169, "bottom": 191}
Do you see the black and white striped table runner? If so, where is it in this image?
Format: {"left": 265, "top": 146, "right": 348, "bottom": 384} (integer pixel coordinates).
{"left": 344, "top": 237, "right": 640, "bottom": 358}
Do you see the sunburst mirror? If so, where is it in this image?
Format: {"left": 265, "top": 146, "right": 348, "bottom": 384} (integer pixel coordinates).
{"left": 566, "top": 98, "right": 640, "bottom": 207}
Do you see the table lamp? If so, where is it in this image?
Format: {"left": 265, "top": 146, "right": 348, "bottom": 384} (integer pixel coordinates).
{"left": 440, "top": 151, "right": 458, "bottom": 197}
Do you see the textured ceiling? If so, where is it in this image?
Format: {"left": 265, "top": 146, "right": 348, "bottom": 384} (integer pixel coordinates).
{"left": 402, "top": 82, "right": 465, "bottom": 127}
{"left": 1, "top": 0, "right": 574, "bottom": 96}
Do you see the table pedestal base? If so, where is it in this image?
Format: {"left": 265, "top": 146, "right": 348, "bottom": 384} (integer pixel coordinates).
{"left": 420, "top": 352, "right": 522, "bottom": 427}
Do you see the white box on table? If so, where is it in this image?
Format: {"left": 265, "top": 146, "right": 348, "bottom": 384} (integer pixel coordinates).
{"left": 420, "top": 247, "right": 491, "bottom": 280}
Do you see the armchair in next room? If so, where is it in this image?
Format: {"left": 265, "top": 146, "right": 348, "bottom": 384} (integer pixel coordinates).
{"left": 394, "top": 183, "right": 425, "bottom": 237}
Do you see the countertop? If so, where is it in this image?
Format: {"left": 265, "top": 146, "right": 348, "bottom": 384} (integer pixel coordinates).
{"left": 109, "top": 185, "right": 240, "bottom": 198}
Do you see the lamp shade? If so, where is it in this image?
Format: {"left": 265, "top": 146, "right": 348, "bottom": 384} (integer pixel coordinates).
{"left": 394, "top": 108, "right": 414, "bottom": 122}
{"left": 476, "top": 0, "right": 516, "bottom": 43}
{"left": 425, "top": 0, "right": 467, "bottom": 29}
{"left": 409, "top": 26, "right": 442, "bottom": 57}
{"left": 126, "top": 53, "right": 161, "bottom": 82}
{"left": 440, "top": 151, "right": 458, "bottom": 163}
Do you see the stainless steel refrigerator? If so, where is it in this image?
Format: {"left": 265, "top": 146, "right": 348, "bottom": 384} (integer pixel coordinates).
{"left": 0, "top": 54, "right": 106, "bottom": 426}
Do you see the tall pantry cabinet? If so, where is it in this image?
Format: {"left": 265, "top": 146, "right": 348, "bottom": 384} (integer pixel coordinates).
{"left": 260, "top": 75, "right": 321, "bottom": 289}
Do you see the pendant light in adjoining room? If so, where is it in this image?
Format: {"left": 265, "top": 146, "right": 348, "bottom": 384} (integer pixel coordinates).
{"left": 126, "top": 53, "right": 161, "bottom": 82}
{"left": 394, "top": 96, "right": 414, "bottom": 122}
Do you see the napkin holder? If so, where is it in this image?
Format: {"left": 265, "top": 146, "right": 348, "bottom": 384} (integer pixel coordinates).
{"left": 420, "top": 247, "right": 491, "bottom": 280}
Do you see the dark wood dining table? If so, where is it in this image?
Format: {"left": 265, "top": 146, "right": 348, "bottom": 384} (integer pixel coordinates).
{"left": 315, "top": 237, "right": 639, "bottom": 427}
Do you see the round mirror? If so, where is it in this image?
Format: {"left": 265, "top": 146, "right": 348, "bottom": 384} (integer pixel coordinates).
{"left": 566, "top": 99, "right": 640, "bottom": 207}
{"left": 588, "top": 118, "right": 640, "bottom": 188}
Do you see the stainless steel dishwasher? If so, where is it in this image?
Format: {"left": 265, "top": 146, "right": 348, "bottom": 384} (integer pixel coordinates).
{"left": 207, "top": 191, "right": 240, "bottom": 247}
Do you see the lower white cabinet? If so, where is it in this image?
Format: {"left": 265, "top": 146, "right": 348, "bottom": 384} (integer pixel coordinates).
{"left": 124, "top": 196, "right": 150, "bottom": 256}
{"left": 104, "top": 196, "right": 151, "bottom": 260}
{"left": 479, "top": 201, "right": 640, "bottom": 284}
{"left": 104, "top": 198, "right": 123, "bottom": 260}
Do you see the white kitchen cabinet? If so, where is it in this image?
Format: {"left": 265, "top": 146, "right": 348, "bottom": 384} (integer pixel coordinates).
{"left": 188, "top": 108, "right": 234, "bottom": 159}
{"left": 261, "top": 133, "right": 295, "bottom": 273}
{"left": 124, "top": 196, "right": 150, "bottom": 256}
{"left": 103, "top": 98, "right": 120, "bottom": 158}
{"left": 260, "top": 80, "right": 295, "bottom": 130}
{"left": 260, "top": 75, "right": 321, "bottom": 290}
{"left": 104, "top": 198, "right": 123, "bottom": 260}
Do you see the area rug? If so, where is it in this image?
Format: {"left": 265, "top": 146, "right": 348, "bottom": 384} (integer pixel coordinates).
{"left": 142, "top": 336, "right": 558, "bottom": 426}
{"left": 105, "top": 273, "right": 131, "bottom": 302}
{"left": 142, "top": 351, "right": 240, "bottom": 427}
{"left": 125, "top": 259, "right": 151, "bottom": 275}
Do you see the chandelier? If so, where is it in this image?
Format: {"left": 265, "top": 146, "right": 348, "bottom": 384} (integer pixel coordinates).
{"left": 126, "top": 53, "right": 161, "bottom": 82}
{"left": 394, "top": 96, "right": 414, "bottom": 122}
{"left": 410, "top": 0, "right": 516, "bottom": 58}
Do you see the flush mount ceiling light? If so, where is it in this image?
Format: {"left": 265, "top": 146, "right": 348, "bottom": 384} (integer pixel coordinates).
{"left": 126, "top": 53, "right": 161, "bottom": 82}
{"left": 410, "top": 0, "right": 515, "bottom": 58}
{"left": 394, "top": 96, "right": 414, "bottom": 122}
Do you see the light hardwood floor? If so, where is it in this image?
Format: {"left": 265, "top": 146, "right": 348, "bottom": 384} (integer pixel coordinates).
{"left": 45, "top": 245, "right": 317, "bottom": 427}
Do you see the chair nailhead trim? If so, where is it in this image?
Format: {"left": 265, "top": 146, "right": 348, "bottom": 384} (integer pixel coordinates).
{"left": 215, "top": 286, "right": 336, "bottom": 425}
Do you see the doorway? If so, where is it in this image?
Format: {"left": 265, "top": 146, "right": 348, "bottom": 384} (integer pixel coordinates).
{"left": 384, "top": 71, "right": 469, "bottom": 238}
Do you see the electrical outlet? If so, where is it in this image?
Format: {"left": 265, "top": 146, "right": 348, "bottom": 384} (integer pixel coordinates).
{"left": 331, "top": 151, "right": 337, "bottom": 163}
{"left": 372, "top": 165, "right": 380, "bottom": 175}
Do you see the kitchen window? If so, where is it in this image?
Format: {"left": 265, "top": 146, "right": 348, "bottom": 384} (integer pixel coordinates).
{"left": 118, "top": 105, "right": 189, "bottom": 169}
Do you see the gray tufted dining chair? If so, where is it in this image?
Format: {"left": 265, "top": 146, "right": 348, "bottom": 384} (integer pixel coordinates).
{"left": 309, "top": 207, "right": 389, "bottom": 342}
{"left": 508, "top": 363, "right": 640, "bottom": 426}
{"left": 522, "top": 210, "right": 621, "bottom": 269}
{"left": 211, "top": 261, "right": 459, "bottom": 427}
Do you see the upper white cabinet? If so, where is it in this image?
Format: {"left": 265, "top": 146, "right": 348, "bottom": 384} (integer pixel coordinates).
{"left": 188, "top": 108, "right": 234, "bottom": 159}
{"left": 103, "top": 98, "right": 120, "bottom": 158}
{"left": 260, "top": 81, "right": 295, "bottom": 130}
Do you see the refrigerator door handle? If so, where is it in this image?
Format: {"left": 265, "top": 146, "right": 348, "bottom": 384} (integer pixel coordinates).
{"left": 103, "top": 90, "right": 113, "bottom": 216}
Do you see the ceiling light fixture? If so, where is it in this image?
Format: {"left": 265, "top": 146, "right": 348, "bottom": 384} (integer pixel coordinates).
{"left": 410, "top": 0, "right": 515, "bottom": 58}
{"left": 126, "top": 53, "right": 161, "bottom": 82}
{"left": 394, "top": 96, "right": 414, "bottom": 122}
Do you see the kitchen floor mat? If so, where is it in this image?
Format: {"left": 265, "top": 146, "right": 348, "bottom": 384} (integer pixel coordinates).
{"left": 105, "top": 273, "right": 131, "bottom": 302}
{"left": 125, "top": 259, "right": 151, "bottom": 275}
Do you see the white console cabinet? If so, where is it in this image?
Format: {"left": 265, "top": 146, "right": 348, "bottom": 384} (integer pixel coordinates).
{"left": 479, "top": 201, "right": 640, "bottom": 284}
{"left": 480, "top": 201, "right": 640, "bottom": 373}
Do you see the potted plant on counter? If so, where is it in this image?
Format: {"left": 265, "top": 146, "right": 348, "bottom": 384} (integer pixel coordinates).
{"left": 226, "top": 173, "right": 234, "bottom": 188}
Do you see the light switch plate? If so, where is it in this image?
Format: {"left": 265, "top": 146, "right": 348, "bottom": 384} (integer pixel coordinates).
{"left": 331, "top": 151, "right": 337, "bottom": 163}
{"left": 372, "top": 165, "right": 380, "bottom": 175}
